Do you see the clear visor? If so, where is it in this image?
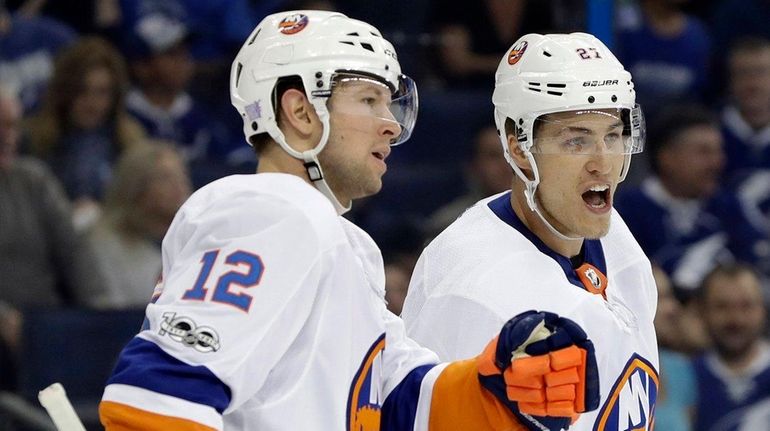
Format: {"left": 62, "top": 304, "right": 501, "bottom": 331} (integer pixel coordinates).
{"left": 530, "top": 105, "right": 645, "bottom": 155}
{"left": 326, "top": 72, "right": 418, "bottom": 146}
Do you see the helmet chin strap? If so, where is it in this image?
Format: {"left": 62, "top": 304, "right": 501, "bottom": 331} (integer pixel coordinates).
{"left": 523, "top": 184, "right": 583, "bottom": 242}
{"left": 300, "top": 110, "right": 351, "bottom": 215}
{"left": 514, "top": 150, "right": 583, "bottom": 243}
{"left": 270, "top": 105, "right": 351, "bottom": 215}
{"left": 301, "top": 151, "right": 351, "bottom": 216}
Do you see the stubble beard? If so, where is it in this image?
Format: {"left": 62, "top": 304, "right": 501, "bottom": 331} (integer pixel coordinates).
{"left": 318, "top": 150, "right": 382, "bottom": 203}
{"left": 713, "top": 334, "right": 756, "bottom": 363}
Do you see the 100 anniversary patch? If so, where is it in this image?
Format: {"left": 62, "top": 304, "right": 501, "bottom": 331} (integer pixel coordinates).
{"left": 159, "top": 312, "right": 221, "bottom": 353}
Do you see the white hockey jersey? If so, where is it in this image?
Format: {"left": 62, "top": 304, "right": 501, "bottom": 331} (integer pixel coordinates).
{"left": 402, "top": 192, "right": 660, "bottom": 431}
{"left": 100, "top": 174, "right": 451, "bottom": 430}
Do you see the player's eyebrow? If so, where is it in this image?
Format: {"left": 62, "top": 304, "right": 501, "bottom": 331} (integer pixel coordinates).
{"left": 607, "top": 120, "right": 624, "bottom": 130}
{"left": 558, "top": 121, "right": 624, "bottom": 135}
{"left": 353, "top": 82, "right": 389, "bottom": 96}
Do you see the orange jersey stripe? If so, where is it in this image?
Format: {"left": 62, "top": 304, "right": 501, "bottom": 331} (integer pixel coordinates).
{"left": 100, "top": 401, "right": 218, "bottom": 431}
{"left": 430, "top": 359, "right": 527, "bottom": 431}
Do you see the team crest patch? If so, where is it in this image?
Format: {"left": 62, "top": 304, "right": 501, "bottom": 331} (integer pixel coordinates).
{"left": 279, "top": 13, "right": 309, "bottom": 35}
{"left": 347, "top": 334, "right": 385, "bottom": 431}
{"left": 159, "top": 312, "right": 221, "bottom": 353}
{"left": 584, "top": 268, "right": 601, "bottom": 288}
{"left": 594, "top": 353, "right": 658, "bottom": 431}
{"left": 576, "top": 263, "right": 608, "bottom": 298}
{"left": 508, "top": 40, "right": 528, "bottom": 65}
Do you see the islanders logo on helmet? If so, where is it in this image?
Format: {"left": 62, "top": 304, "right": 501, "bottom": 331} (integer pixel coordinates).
{"left": 279, "top": 13, "right": 309, "bottom": 35}
{"left": 508, "top": 40, "right": 528, "bottom": 65}
{"left": 593, "top": 353, "right": 658, "bottom": 431}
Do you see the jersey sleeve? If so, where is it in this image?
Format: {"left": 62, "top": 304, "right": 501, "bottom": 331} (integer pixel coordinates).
{"left": 380, "top": 301, "right": 527, "bottom": 431}
{"left": 380, "top": 306, "right": 526, "bottom": 431}
{"left": 100, "top": 191, "right": 332, "bottom": 430}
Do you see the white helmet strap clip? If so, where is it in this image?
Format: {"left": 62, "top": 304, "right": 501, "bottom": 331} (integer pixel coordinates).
{"left": 303, "top": 160, "right": 323, "bottom": 181}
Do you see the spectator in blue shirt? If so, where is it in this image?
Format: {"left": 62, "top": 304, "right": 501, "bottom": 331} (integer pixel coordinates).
{"left": 122, "top": 7, "right": 233, "bottom": 187}
{"left": 693, "top": 263, "right": 770, "bottom": 431}
{"left": 615, "top": 0, "right": 712, "bottom": 122}
{"left": 720, "top": 37, "right": 770, "bottom": 180}
{"left": 615, "top": 104, "right": 767, "bottom": 295}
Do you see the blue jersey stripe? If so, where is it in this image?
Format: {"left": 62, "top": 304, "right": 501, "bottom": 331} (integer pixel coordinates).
{"left": 107, "top": 337, "right": 232, "bottom": 414}
{"left": 381, "top": 364, "right": 436, "bottom": 431}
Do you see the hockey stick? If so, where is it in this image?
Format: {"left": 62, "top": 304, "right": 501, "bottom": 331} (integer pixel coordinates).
{"left": 38, "top": 383, "right": 86, "bottom": 431}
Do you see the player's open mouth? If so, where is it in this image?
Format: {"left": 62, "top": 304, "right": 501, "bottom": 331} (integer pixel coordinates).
{"left": 582, "top": 184, "right": 610, "bottom": 210}
{"left": 372, "top": 147, "right": 391, "bottom": 162}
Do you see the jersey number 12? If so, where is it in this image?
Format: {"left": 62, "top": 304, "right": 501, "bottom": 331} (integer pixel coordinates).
{"left": 182, "top": 249, "right": 264, "bottom": 312}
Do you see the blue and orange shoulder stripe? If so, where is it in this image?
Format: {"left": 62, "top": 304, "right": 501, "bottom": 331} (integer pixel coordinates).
{"left": 103, "top": 337, "right": 231, "bottom": 427}
{"left": 100, "top": 401, "right": 217, "bottom": 431}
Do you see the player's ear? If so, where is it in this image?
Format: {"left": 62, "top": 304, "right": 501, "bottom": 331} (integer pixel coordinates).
{"left": 507, "top": 133, "right": 533, "bottom": 174}
{"left": 280, "top": 88, "right": 320, "bottom": 138}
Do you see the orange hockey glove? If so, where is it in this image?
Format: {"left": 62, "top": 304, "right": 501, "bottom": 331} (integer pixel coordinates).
{"left": 477, "top": 310, "right": 599, "bottom": 430}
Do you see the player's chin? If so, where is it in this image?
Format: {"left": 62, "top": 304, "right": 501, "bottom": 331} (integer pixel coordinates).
{"left": 356, "top": 177, "right": 384, "bottom": 199}
{"left": 578, "top": 219, "right": 611, "bottom": 239}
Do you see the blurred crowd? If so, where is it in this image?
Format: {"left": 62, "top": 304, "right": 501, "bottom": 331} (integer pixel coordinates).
{"left": 1, "top": 0, "right": 770, "bottom": 429}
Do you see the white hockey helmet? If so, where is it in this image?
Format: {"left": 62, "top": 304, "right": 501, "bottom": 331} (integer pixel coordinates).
{"left": 493, "top": 33, "right": 645, "bottom": 217}
{"left": 230, "top": 11, "right": 417, "bottom": 214}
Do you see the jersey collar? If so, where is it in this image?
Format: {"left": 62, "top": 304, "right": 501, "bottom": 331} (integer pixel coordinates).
{"left": 488, "top": 191, "right": 608, "bottom": 296}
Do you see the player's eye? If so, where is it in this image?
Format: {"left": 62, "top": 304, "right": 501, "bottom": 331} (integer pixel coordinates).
{"left": 562, "top": 137, "right": 587, "bottom": 152}
{"left": 605, "top": 133, "right": 620, "bottom": 146}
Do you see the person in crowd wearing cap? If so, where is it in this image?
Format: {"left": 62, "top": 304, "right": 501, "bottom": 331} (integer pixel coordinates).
{"left": 123, "top": 7, "right": 231, "bottom": 187}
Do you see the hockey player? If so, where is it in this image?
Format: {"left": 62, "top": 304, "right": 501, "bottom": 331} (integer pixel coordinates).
{"left": 402, "top": 33, "right": 659, "bottom": 431}
{"left": 98, "top": 12, "right": 600, "bottom": 430}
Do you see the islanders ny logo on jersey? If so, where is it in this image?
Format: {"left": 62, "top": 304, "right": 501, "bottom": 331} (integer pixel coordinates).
{"left": 279, "top": 13, "right": 309, "bottom": 35}
{"left": 347, "top": 334, "right": 385, "bottom": 431}
{"left": 594, "top": 353, "right": 659, "bottom": 431}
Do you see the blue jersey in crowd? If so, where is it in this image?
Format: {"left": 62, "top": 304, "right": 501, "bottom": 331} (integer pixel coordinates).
{"left": 0, "top": 13, "right": 75, "bottom": 113}
{"left": 733, "top": 169, "right": 770, "bottom": 275}
{"left": 118, "top": 0, "right": 259, "bottom": 61}
{"left": 615, "top": 177, "right": 765, "bottom": 291}
{"left": 616, "top": 9, "right": 711, "bottom": 119}
{"left": 693, "top": 345, "right": 770, "bottom": 431}
{"left": 721, "top": 106, "right": 770, "bottom": 180}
